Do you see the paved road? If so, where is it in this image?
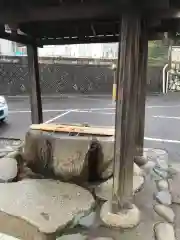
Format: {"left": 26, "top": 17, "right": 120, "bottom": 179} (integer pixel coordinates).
{"left": 1, "top": 93, "right": 180, "bottom": 163}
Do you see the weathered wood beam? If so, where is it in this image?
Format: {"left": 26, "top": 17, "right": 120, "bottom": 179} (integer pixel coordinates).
{"left": 27, "top": 44, "right": 43, "bottom": 124}
{"left": 38, "top": 35, "right": 119, "bottom": 45}
{"left": 135, "top": 21, "right": 148, "bottom": 156}
{"left": 37, "top": 31, "right": 163, "bottom": 46}
{"left": 112, "top": 13, "right": 141, "bottom": 211}
{"left": 0, "top": 31, "right": 38, "bottom": 45}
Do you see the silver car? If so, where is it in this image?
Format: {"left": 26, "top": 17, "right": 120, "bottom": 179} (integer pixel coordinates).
{"left": 0, "top": 96, "right": 8, "bottom": 122}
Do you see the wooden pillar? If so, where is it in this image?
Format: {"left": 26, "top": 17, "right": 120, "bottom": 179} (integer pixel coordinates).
{"left": 135, "top": 21, "right": 148, "bottom": 156}
{"left": 27, "top": 44, "right": 43, "bottom": 124}
{"left": 112, "top": 14, "right": 141, "bottom": 212}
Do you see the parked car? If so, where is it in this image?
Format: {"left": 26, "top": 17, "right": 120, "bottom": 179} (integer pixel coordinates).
{"left": 0, "top": 96, "right": 8, "bottom": 122}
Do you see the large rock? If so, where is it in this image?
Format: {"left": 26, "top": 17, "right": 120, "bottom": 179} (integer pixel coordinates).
{"left": 0, "top": 179, "right": 94, "bottom": 239}
{"left": 23, "top": 129, "right": 114, "bottom": 184}
{"left": 0, "top": 157, "right": 18, "bottom": 182}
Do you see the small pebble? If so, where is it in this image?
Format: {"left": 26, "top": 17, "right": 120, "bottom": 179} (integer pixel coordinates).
{"left": 0, "top": 157, "right": 18, "bottom": 182}
{"left": 156, "top": 191, "right": 172, "bottom": 205}
{"left": 154, "top": 223, "right": 175, "bottom": 240}
{"left": 78, "top": 212, "right": 96, "bottom": 227}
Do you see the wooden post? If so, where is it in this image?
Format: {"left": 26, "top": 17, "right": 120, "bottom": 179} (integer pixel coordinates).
{"left": 112, "top": 14, "right": 141, "bottom": 212}
{"left": 135, "top": 21, "right": 148, "bottom": 156}
{"left": 27, "top": 44, "right": 43, "bottom": 124}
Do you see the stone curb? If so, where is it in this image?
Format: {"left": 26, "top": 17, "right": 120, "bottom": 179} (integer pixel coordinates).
{"left": 6, "top": 94, "right": 112, "bottom": 100}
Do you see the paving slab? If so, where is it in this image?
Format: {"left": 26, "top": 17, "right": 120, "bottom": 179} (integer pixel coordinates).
{"left": 0, "top": 179, "right": 94, "bottom": 240}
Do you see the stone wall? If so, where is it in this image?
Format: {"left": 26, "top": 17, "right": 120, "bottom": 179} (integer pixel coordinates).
{"left": 0, "top": 56, "right": 163, "bottom": 95}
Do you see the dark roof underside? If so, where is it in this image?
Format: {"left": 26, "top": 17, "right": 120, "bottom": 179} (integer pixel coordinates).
{"left": 0, "top": 0, "right": 180, "bottom": 45}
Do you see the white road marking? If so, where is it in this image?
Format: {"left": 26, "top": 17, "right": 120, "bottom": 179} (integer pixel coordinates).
{"left": 72, "top": 110, "right": 114, "bottom": 115}
{"left": 144, "top": 136, "right": 180, "bottom": 144}
{"left": 147, "top": 104, "right": 180, "bottom": 109}
{"left": 9, "top": 104, "right": 180, "bottom": 114}
{"left": 8, "top": 107, "right": 115, "bottom": 114}
{"left": 8, "top": 107, "right": 180, "bottom": 144}
{"left": 44, "top": 110, "right": 72, "bottom": 124}
{"left": 9, "top": 109, "right": 72, "bottom": 113}
{"left": 153, "top": 115, "right": 180, "bottom": 120}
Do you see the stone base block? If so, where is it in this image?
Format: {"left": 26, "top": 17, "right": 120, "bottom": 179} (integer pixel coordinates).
{"left": 95, "top": 176, "right": 144, "bottom": 201}
{"left": 100, "top": 201, "right": 140, "bottom": 229}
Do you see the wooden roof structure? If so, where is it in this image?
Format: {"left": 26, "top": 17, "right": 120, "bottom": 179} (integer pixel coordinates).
{"left": 0, "top": 0, "right": 180, "bottom": 46}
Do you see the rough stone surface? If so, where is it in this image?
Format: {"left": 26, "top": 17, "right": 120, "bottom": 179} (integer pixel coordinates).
{"left": 0, "top": 179, "right": 94, "bottom": 239}
{"left": 57, "top": 234, "right": 87, "bottom": 240}
{"left": 157, "top": 180, "right": 169, "bottom": 191}
{"left": 134, "top": 156, "right": 148, "bottom": 166}
{"left": 23, "top": 129, "right": 114, "bottom": 183}
{"left": 78, "top": 212, "right": 96, "bottom": 228}
{"left": 49, "top": 137, "right": 90, "bottom": 182}
{"left": 154, "top": 204, "right": 175, "bottom": 223}
{"left": 156, "top": 191, "right": 172, "bottom": 205}
{"left": 154, "top": 223, "right": 175, "bottom": 240}
{"left": 0, "top": 157, "right": 18, "bottom": 182}
{"left": 169, "top": 172, "right": 180, "bottom": 204}
{"left": 95, "top": 176, "right": 144, "bottom": 201}
{"left": 100, "top": 201, "right": 141, "bottom": 229}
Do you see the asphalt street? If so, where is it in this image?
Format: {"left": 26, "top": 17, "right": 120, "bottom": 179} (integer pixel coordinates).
{"left": 1, "top": 93, "right": 180, "bottom": 163}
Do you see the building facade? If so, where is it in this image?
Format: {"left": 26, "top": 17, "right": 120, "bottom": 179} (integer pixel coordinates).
{"left": 0, "top": 39, "right": 118, "bottom": 59}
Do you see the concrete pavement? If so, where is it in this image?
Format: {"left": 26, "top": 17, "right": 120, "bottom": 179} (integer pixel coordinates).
{"left": 1, "top": 93, "right": 180, "bottom": 163}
